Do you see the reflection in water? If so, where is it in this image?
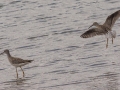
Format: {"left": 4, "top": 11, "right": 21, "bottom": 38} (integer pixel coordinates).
{"left": 14, "top": 78, "right": 26, "bottom": 85}
{"left": 4, "top": 78, "right": 26, "bottom": 85}
{"left": 89, "top": 72, "right": 118, "bottom": 90}
{"left": 2, "top": 77, "right": 30, "bottom": 90}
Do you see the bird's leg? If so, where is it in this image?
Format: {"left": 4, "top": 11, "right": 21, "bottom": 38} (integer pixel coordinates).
{"left": 20, "top": 67, "right": 25, "bottom": 77}
{"left": 112, "top": 38, "right": 113, "bottom": 44}
{"left": 16, "top": 67, "right": 18, "bottom": 79}
{"left": 106, "top": 38, "right": 108, "bottom": 48}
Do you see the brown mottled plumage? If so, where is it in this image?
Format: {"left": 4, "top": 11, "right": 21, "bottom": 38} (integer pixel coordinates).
{"left": 80, "top": 10, "right": 120, "bottom": 48}
{"left": 0, "top": 49, "right": 33, "bottom": 78}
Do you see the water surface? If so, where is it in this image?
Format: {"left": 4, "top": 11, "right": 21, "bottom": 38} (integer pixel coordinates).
{"left": 0, "top": 0, "right": 120, "bottom": 90}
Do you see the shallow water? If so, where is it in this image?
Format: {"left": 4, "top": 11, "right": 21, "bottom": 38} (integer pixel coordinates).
{"left": 0, "top": 0, "right": 120, "bottom": 90}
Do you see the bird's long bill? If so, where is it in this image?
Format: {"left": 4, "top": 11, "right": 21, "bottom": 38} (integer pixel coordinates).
{"left": 0, "top": 52, "right": 4, "bottom": 55}
{"left": 88, "top": 25, "right": 93, "bottom": 29}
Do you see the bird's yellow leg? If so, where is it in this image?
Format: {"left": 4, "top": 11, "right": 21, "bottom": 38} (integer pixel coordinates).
{"left": 20, "top": 67, "right": 25, "bottom": 77}
{"left": 106, "top": 38, "right": 108, "bottom": 48}
{"left": 16, "top": 68, "right": 18, "bottom": 78}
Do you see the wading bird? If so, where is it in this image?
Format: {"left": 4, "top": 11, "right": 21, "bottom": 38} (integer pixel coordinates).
{"left": 80, "top": 10, "right": 120, "bottom": 48}
{"left": 0, "top": 49, "right": 33, "bottom": 78}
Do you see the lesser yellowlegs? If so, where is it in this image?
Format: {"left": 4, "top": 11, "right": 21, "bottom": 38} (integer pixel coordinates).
{"left": 0, "top": 49, "right": 33, "bottom": 78}
{"left": 80, "top": 10, "right": 120, "bottom": 48}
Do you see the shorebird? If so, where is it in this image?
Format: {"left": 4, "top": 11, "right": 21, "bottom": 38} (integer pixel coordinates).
{"left": 80, "top": 10, "right": 120, "bottom": 48}
{"left": 0, "top": 49, "right": 33, "bottom": 78}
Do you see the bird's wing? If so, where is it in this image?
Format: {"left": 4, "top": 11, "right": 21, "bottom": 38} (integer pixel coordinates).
{"left": 103, "top": 10, "right": 120, "bottom": 29}
{"left": 11, "top": 57, "right": 24, "bottom": 64}
{"left": 11, "top": 57, "right": 33, "bottom": 64}
{"left": 80, "top": 28, "right": 108, "bottom": 38}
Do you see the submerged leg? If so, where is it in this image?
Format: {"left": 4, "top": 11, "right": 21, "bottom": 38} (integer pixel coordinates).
{"left": 16, "top": 67, "right": 18, "bottom": 78}
{"left": 20, "top": 67, "right": 25, "bottom": 77}
{"left": 106, "top": 38, "right": 108, "bottom": 48}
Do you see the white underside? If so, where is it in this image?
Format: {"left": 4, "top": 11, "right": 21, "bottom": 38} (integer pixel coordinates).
{"left": 105, "top": 30, "right": 116, "bottom": 38}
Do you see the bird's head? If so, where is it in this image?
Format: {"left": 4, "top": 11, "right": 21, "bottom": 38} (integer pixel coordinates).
{"left": 0, "top": 49, "right": 10, "bottom": 55}
{"left": 88, "top": 22, "right": 99, "bottom": 29}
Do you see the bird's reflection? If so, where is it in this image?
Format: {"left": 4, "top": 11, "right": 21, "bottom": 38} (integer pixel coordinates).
{"left": 3, "top": 77, "right": 31, "bottom": 87}
{"left": 2, "top": 76, "right": 33, "bottom": 90}
{"left": 4, "top": 78, "right": 27, "bottom": 86}
{"left": 15, "top": 78, "right": 27, "bottom": 85}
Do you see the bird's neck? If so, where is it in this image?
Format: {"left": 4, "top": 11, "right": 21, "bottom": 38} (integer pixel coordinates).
{"left": 6, "top": 52, "right": 11, "bottom": 58}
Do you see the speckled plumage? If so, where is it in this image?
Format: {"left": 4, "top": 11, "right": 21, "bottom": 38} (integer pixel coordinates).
{"left": 0, "top": 49, "right": 33, "bottom": 78}
{"left": 80, "top": 10, "right": 120, "bottom": 48}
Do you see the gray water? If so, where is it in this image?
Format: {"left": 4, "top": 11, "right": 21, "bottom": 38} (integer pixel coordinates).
{"left": 0, "top": 0, "right": 120, "bottom": 90}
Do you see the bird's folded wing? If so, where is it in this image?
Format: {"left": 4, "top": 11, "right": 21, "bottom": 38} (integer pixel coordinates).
{"left": 80, "top": 28, "right": 108, "bottom": 38}
{"left": 11, "top": 57, "right": 25, "bottom": 64}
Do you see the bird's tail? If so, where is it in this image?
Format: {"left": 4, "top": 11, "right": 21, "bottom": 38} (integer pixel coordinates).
{"left": 105, "top": 30, "right": 116, "bottom": 38}
{"left": 26, "top": 60, "right": 34, "bottom": 63}
{"left": 111, "top": 30, "right": 116, "bottom": 38}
